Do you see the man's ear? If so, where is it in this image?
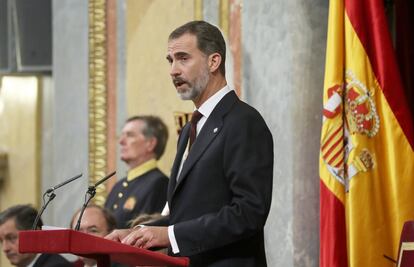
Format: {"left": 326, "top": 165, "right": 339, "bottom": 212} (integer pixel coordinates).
{"left": 208, "top": 52, "right": 222, "bottom": 73}
{"left": 146, "top": 137, "right": 158, "bottom": 153}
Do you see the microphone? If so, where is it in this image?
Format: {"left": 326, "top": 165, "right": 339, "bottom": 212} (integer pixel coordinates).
{"left": 46, "top": 173, "right": 83, "bottom": 193}
{"left": 75, "top": 171, "right": 116, "bottom": 231}
{"left": 32, "top": 173, "right": 83, "bottom": 230}
{"left": 93, "top": 170, "right": 116, "bottom": 188}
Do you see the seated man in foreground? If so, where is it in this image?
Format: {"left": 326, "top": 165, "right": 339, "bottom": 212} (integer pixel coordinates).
{"left": 0, "top": 204, "right": 72, "bottom": 267}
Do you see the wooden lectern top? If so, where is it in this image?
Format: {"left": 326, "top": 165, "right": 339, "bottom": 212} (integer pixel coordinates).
{"left": 18, "top": 229, "right": 189, "bottom": 267}
{"left": 397, "top": 221, "right": 414, "bottom": 267}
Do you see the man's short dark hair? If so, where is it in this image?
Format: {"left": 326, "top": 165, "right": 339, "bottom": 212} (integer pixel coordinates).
{"left": 70, "top": 204, "right": 117, "bottom": 232}
{"left": 0, "top": 204, "right": 41, "bottom": 230}
{"left": 169, "top": 20, "right": 226, "bottom": 76}
{"left": 126, "top": 116, "right": 169, "bottom": 160}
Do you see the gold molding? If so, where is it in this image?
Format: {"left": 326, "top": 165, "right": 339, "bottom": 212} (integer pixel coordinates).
{"left": 219, "top": 0, "right": 229, "bottom": 37}
{"left": 194, "top": 0, "right": 203, "bottom": 20}
{"left": 88, "top": 0, "right": 107, "bottom": 206}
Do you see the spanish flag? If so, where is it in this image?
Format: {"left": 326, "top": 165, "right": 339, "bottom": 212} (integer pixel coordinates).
{"left": 320, "top": 0, "right": 414, "bottom": 266}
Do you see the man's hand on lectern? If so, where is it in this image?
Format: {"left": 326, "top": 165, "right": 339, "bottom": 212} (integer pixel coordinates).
{"left": 105, "top": 228, "right": 133, "bottom": 242}
{"left": 122, "top": 226, "right": 170, "bottom": 249}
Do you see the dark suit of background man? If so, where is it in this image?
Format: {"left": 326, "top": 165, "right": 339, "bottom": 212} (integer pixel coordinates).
{"left": 107, "top": 20, "right": 274, "bottom": 267}
{"left": 105, "top": 115, "right": 169, "bottom": 228}
{"left": 0, "top": 204, "right": 72, "bottom": 267}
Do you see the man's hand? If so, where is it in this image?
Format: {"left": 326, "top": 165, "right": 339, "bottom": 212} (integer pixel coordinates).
{"left": 122, "top": 226, "right": 170, "bottom": 249}
{"left": 105, "top": 228, "right": 133, "bottom": 242}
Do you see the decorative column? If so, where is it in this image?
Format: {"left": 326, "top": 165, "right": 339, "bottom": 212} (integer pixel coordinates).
{"left": 88, "top": 0, "right": 108, "bottom": 205}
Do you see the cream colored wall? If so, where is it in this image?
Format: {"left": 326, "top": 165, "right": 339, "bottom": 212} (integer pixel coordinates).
{"left": 0, "top": 76, "right": 40, "bottom": 267}
{"left": 126, "top": 0, "right": 195, "bottom": 175}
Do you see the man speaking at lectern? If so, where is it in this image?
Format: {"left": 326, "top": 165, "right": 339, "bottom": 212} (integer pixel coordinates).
{"left": 107, "top": 20, "right": 274, "bottom": 266}
{"left": 0, "top": 204, "right": 72, "bottom": 267}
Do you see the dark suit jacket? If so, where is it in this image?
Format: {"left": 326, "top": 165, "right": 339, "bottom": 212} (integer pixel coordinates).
{"left": 33, "top": 253, "right": 72, "bottom": 267}
{"left": 105, "top": 168, "right": 168, "bottom": 228}
{"left": 160, "top": 91, "right": 274, "bottom": 267}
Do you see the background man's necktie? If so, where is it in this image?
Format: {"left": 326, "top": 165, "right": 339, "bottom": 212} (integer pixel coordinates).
{"left": 189, "top": 110, "right": 202, "bottom": 149}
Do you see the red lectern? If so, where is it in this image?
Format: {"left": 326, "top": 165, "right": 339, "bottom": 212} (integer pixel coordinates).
{"left": 19, "top": 229, "right": 189, "bottom": 267}
{"left": 397, "top": 221, "right": 414, "bottom": 267}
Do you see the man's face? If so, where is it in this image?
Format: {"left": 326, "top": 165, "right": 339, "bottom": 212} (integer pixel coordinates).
{"left": 0, "top": 219, "right": 34, "bottom": 266}
{"left": 167, "top": 33, "right": 211, "bottom": 101}
{"left": 71, "top": 207, "right": 110, "bottom": 267}
{"left": 119, "top": 120, "right": 152, "bottom": 166}
{"left": 71, "top": 207, "right": 110, "bottom": 237}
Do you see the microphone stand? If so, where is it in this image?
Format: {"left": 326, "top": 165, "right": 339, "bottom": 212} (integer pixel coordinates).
{"left": 31, "top": 173, "right": 83, "bottom": 230}
{"left": 74, "top": 186, "right": 96, "bottom": 231}
{"left": 32, "top": 191, "right": 56, "bottom": 230}
{"left": 75, "top": 171, "right": 116, "bottom": 231}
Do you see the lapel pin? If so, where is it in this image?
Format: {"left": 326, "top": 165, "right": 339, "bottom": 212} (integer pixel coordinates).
{"left": 213, "top": 127, "right": 218, "bottom": 133}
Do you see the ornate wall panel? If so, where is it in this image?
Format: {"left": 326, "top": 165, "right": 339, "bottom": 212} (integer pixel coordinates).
{"left": 88, "top": 0, "right": 107, "bottom": 205}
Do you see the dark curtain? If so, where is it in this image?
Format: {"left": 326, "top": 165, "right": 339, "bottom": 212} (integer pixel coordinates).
{"left": 395, "top": 0, "right": 414, "bottom": 120}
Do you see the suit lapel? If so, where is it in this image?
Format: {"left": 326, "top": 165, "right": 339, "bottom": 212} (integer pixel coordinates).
{"left": 33, "top": 254, "right": 47, "bottom": 267}
{"left": 173, "top": 91, "right": 239, "bottom": 195}
{"left": 174, "top": 115, "right": 223, "bottom": 191}
{"left": 168, "top": 123, "right": 190, "bottom": 199}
